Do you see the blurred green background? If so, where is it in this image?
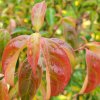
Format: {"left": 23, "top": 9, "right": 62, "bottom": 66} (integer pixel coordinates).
{"left": 0, "top": 0, "right": 100, "bottom": 100}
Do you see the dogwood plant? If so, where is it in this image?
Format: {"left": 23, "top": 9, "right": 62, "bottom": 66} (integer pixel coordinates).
{"left": 0, "top": 1, "right": 100, "bottom": 100}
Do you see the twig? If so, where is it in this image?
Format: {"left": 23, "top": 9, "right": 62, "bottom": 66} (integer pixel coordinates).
{"left": 74, "top": 44, "right": 86, "bottom": 52}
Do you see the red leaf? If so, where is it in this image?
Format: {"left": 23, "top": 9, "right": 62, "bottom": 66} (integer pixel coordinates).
{"left": 0, "top": 79, "right": 9, "bottom": 100}
{"left": 31, "top": 1, "right": 46, "bottom": 31}
{"left": 18, "top": 59, "right": 42, "bottom": 99}
{"left": 50, "top": 38, "right": 75, "bottom": 68}
{"left": 27, "top": 33, "right": 41, "bottom": 75}
{"left": 41, "top": 38, "right": 72, "bottom": 98}
{"left": 2, "top": 35, "right": 29, "bottom": 86}
{"left": 80, "top": 49, "right": 100, "bottom": 93}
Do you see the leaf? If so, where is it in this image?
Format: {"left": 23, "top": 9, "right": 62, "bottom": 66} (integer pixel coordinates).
{"left": 46, "top": 8, "right": 56, "bottom": 26}
{"left": 2, "top": 35, "right": 29, "bottom": 86}
{"left": 80, "top": 49, "right": 100, "bottom": 93}
{"left": 0, "top": 79, "right": 9, "bottom": 100}
{"left": 40, "top": 38, "right": 51, "bottom": 100}
{"left": 50, "top": 38, "right": 76, "bottom": 68}
{"left": 18, "top": 59, "right": 42, "bottom": 100}
{"left": 0, "top": 30, "right": 11, "bottom": 60}
{"left": 63, "top": 17, "right": 76, "bottom": 28}
{"left": 0, "top": 74, "right": 4, "bottom": 80}
{"left": 86, "top": 42, "right": 100, "bottom": 55}
{"left": 81, "top": 0, "right": 97, "bottom": 8}
{"left": 7, "top": 19, "right": 16, "bottom": 35}
{"left": 34, "top": 0, "right": 43, "bottom": 3}
{"left": 12, "top": 27, "right": 32, "bottom": 36}
{"left": 41, "top": 38, "right": 72, "bottom": 98}
{"left": 31, "top": 1, "right": 46, "bottom": 31}
{"left": 9, "top": 82, "right": 18, "bottom": 99}
{"left": 27, "top": 33, "right": 41, "bottom": 75}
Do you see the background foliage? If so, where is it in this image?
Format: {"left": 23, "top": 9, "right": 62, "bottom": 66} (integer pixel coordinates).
{"left": 0, "top": 0, "right": 100, "bottom": 100}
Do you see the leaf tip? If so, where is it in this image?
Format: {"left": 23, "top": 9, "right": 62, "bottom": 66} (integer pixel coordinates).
{"left": 31, "top": 1, "right": 47, "bottom": 31}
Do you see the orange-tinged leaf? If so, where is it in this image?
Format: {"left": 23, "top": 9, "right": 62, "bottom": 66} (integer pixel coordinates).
{"left": 80, "top": 49, "right": 100, "bottom": 93}
{"left": 18, "top": 59, "right": 42, "bottom": 100}
{"left": 63, "top": 17, "right": 76, "bottom": 28}
{"left": 2, "top": 35, "right": 29, "bottom": 85}
{"left": 41, "top": 38, "right": 72, "bottom": 97}
{"left": 27, "top": 33, "right": 41, "bottom": 75}
{"left": 41, "top": 38, "right": 51, "bottom": 100}
{"left": 0, "top": 79, "right": 9, "bottom": 100}
{"left": 31, "top": 1, "right": 46, "bottom": 31}
{"left": 86, "top": 42, "right": 100, "bottom": 55}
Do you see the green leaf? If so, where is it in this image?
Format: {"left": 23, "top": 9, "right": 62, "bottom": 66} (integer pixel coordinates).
{"left": 34, "top": 0, "right": 43, "bottom": 3}
{"left": 12, "top": 27, "right": 32, "bottom": 36}
{"left": 46, "top": 8, "right": 56, "bottom": 26}
{"left": 9, "top": 82, "right": 18, "bottom": 99}
{"left": 81, "top": 0, "right": 97, "bottom": 8}
{"left": 0, "top": 30, "right": 11, "bottom": 60}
